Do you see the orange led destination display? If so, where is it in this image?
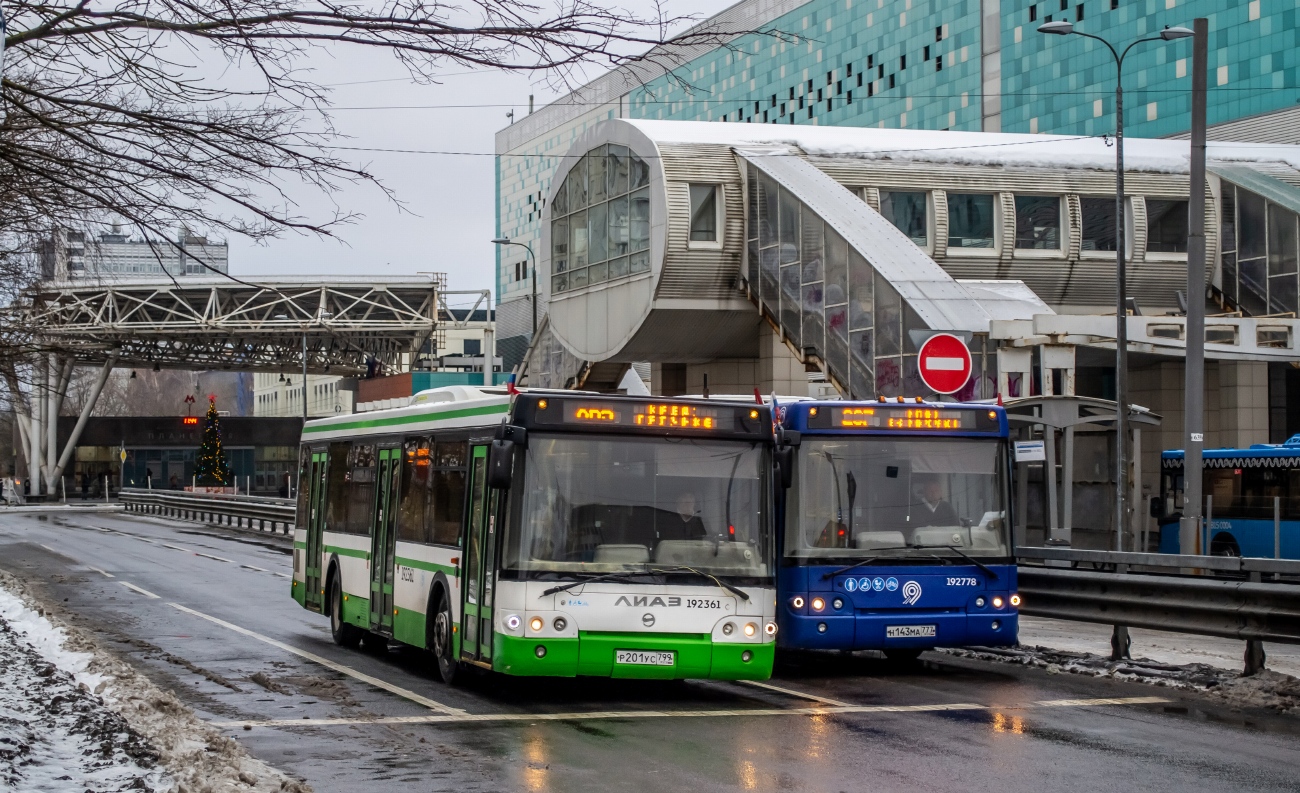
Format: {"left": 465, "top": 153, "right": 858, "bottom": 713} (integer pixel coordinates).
{"left": 833, "top": 406, "right": 975, "bottom": 430}
{"left": 563, "top": 401, "right": 722, "bottom": 430}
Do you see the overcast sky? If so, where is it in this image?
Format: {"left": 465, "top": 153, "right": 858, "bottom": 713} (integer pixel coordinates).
{"left": 227, "top": 0, "right": 740, "bottom": 303}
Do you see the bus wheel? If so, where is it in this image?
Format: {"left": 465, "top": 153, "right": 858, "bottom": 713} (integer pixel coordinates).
{"left": 329, "top": 575, "right": 362, "bottom": 649}
{"left": 1210, "top": 536, "right": 1241, "bottom": 557}
{"left": 431, "top": 593, "right": 459, "bottom": 685}
{"left": 884, "top": 648, "right": 924, "bottom": 665}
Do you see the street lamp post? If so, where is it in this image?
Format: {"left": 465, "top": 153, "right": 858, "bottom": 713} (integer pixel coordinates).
{"left": 492, "top": 237, "right": 537, "bottom": 337}
{"left": 1038, "top": 21, "right": 1192, "bottom": 552}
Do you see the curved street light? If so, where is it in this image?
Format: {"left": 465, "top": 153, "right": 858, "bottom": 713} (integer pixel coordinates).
{"left": 492, "top": 236, "right": 538, "bottom": 337}
{"left": 1037, "top": 22, "right": 1193, "bottom": 552}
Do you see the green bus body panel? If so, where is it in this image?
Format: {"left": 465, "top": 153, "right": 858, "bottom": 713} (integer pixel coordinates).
{"left": 291, "top": 580, "right": 306, "bottom": 608}
{"left": 326, "top": 545, "right": 370, "bottom": 561}
{"left": 393, "top": 607, "right": 427, "bottom": 648}
{"left": 302, "top": 403, "right": 508, "bottom": 436}
{"left": 343, "top": 594, "right": 370, "bottom": 628}
{"left": 395, "top": 556, "right": 458, "bottom": 578}
{"left": 492, "top": 632, "right": 775, "bottom": 680}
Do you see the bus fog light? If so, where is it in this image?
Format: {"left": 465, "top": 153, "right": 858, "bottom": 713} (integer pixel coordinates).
{"left": 1010, "top": 594, "right": 1022, "bottom": 607}
{"left": 811, "top": 597, "right": 826, "bottom": 612}
{"left": 722, "top": 622, "right": 735, "bottom": 636}
{"left": 992, "top": 596, "right": 1005, "bottom": 609}
{"left": 505, "top": 614, "right": 522, "bottom": 631}
{"left": 553, "top": 617, "right": 568, "bottom": 631}
{"left": 529, "top": 617, "right": 544, "bottom": 632}
{"left": 975, "top": 597, "right": 986, "bottom": 608}
{"left": 741, "top": 650, "right": 753, "bottom": 662}
{"left": 743, "top": 623, "right": 757, "bottom": 637}
{"left": 535, "top": 645, "right": 547, "bottom": 658}
{"left": 991, "top": 620, "right": 1001, "bottom": 631}
{"left": 817, "top": 623, "right": 827, "bottom": 633}
{"left": 791, "top": 596, "right": 805, "bottom": 609}
{"left": 832, "top": 598, "right": 844, "bottom": 610}
{"left": 764, "top": 622, "right": 777, "bottom": 636}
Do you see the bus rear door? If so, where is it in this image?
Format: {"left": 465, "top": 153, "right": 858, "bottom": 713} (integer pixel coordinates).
{"left": 369, "top": 446, "right": 401, "bottom": 633}
{"left": 458, "top": 443, "right": 497, "bottom": 665}
{"left": 304, "top": 450, "right": 328, "bottom": 612}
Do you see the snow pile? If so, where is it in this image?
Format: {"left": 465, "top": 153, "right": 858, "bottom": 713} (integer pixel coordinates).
{"left": 943, "top": 645, "right": 1300, "bottom": 714}
{"left": 0, "top": 589, "right": 165, "bottom": 792}
{"left": 0, "top": 573, "right": 311, "bottom": 793}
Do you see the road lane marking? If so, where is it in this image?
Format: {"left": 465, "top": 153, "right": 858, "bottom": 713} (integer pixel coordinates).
{"left": 737, "top": 679, "right": 853, "bottom": 707}
{"left": 120, "top": 582, "right": 161, "bottom": 599}
{"left": 88, "top": 566, "right": 115, "bottom": 578}
{"left": 242, "top": 564, "right": 269, "bottom": 572}
{"left": 168, "top": 602, "right": 466, "bottom": 716}
{"left": 39, "top": 543, "right": 61, "bottom": 554}
{"left": 209, "top": 695, "right": 1171, "bottom": 729}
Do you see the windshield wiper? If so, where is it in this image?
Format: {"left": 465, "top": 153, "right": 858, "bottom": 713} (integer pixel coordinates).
{"left": 941, "top": 543, "right": 998, "bottom": 579}
{"left": 541, "top": 570, "right": 660, "bottom": 597}
{"left": 540, "top": 566, "right": 751, "bottom": 601}
{"left": 821, "top": 547, "right": 912, "bottom": 580}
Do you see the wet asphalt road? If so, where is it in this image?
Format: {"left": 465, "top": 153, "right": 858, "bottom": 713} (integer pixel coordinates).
{"left": 1, "top": 509, "right": 1298, "bottom": 793}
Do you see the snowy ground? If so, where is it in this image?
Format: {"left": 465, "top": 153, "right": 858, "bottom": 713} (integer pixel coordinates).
{"left": 0, "top": 587, "right": 166, "bottom": 792}
{"left": 0, "top": 573, "right": 309, "bottom": 793}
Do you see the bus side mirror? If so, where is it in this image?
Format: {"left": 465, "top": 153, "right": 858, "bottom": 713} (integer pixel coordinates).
{"left": 488, "top": 440, "right": 514, "bottom": 489}
{"left": 776, "top": 446, "right": 795, "bottom": 489}
{"left": 1149, "top": 496, "right": 1165, "bottom": 519}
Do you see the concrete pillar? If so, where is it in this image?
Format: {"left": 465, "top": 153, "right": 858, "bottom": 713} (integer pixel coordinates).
{"left": 1216, "top": 360, "right": 1269, "bottom": 449}
{"left": 757, "top": 323, "right": 805, "bottom": 397}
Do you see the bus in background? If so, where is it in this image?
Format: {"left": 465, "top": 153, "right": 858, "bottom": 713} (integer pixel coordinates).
{"left": 292, "top": 386, "right": 779, "bottom": 682}
{"left": 1156, "top": 437, "right": 1300, "bottom": 558}
{"left": 774, "top": 400, "right": 1018, "bottom": 661}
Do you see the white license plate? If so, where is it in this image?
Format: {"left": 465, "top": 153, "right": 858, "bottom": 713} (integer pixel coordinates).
{"left": 886, "top": 625, "right": 937, "bottom": 638}
{"left": 615, "top": 650, "right": 675, "bottom": 666}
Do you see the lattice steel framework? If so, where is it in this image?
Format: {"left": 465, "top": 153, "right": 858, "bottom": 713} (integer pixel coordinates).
{"left": 13, "top": 276, "right": 439, "bottom": 375}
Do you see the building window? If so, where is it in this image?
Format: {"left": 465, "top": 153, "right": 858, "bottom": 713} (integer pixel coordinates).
{"left": 1146, "top": 199, "right": 1189, "bottom": 253}
{"left": 1076, "top": 3, "right": 1085, "bottom": 20}
{"left": 689, "top": 185, "right": 720, "bottom": 243}
{"left": 936, "top": 55, "right": 943, "bottom": 72}
{"left": 1080, "top": 197, "right": 1118, "bottom": 252}
{"left": 1268, "top": 203, "right": 1299, "bottom": 315}
{"left": 550, "top": 144, "right": 650, "bottom": 294}
{"left": 463, "top": 339, "right": 482, "bottom": 356}
{"left": 1014, "top": 196, "right": 1061, "bottom": 249}
{"left": 900, "top": 55, "right": 906, "bottom": 70}
{"left": 924, "top": 46, "right": 930, "bottom": 61}
{"left": 947, "top": 194, "right": 996, "bottom": 249}
{"left": 1110, "top": 0, "right": 1118, "bottom": 8}
{"left": 936, "top": 26, "right": 943, "bottom": 41}
{"left": 880, "top": 191, "right": 928, "bottom": 247}
{"left": 1029, "top": 5, "right": 1037, "bottom": 21}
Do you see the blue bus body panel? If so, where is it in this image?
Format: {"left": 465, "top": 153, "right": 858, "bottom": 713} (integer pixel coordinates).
{"left": 777, "top": 564, "right": 1018, "bottom": 649}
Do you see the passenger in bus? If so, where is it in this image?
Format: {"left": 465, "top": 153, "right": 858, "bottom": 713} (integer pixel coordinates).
{"left": 914, "top": 476, "right": 960, "bottom": 527}
{"left": 659, "top": 491, "right": 707, "bottom": 541}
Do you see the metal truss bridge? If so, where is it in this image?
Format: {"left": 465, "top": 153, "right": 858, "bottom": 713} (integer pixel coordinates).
{"left": 14, "top": 275, "right": 438, "bottom": 374}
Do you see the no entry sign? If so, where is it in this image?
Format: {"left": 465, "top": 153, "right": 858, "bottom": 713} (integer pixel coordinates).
{"left": 917, "top": 333, "right": 972, "bottom": 394}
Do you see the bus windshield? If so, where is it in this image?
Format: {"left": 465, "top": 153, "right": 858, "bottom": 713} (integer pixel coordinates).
{"left": 505, "top": 434, "right": 771, "bottom": 579}
{"left": 786, "top": 436, "right": 1010, "bottom": 561}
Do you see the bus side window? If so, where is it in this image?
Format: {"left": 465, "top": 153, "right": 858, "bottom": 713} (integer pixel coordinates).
{"left": 430, "top": 439, "right": 467, "bottom": 547}
{"left": 325, "top": 442, "right": 350, "bottom": 531}
{"left": 398, "top": 437, "right": 431, "bottom": 543}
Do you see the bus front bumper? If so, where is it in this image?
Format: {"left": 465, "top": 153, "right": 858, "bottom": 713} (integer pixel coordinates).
{"left": 492, "top": 632, "right": 775, "bottom": 680}
{"left": 779, "top": 611, "right": 1018, "bottom": 650}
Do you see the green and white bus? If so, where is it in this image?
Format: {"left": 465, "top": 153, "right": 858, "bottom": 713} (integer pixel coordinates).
{"left": 291, "top": 386, "right": 779, "bottom": 681}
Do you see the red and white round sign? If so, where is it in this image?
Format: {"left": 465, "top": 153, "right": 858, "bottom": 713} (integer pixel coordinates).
{"left": 917, "top": 333, "right": 973, "bottom": 395}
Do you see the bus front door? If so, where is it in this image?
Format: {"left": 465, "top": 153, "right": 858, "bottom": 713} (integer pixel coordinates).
{"left": 303, "top": 450, "right": 328, "bottom": 612}
{"left": 369, "top": 446, "right": 401, "bottom": 633}
{"left": 459, "top": 444, "right": 497, "bottom": 664}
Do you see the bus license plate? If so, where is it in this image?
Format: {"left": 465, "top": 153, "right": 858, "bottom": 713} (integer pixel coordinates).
{"left": 886, "top": 625, "right": 936, "bottom": 638}
{"left": 615, "top": 650, "right": 675, "bottom": 666}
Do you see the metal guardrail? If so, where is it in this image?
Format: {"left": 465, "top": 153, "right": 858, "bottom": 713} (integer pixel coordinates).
{"left": 1016, "top": 546, "right": 1300, "bottom": 675}
{"left": 119, "top": 488, "right": 296, "bottom": 535}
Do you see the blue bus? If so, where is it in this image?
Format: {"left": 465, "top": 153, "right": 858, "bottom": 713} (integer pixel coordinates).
{"left": 1157, "top": 436, "right": 1300, "bottom": 558}
{"left": 774, "top": 400, "right": 1019, "bottom": 661}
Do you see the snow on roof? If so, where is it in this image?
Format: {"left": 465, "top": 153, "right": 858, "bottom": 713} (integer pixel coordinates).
{"left": 625, "top": 119, "right": 1300, "bottom": 174}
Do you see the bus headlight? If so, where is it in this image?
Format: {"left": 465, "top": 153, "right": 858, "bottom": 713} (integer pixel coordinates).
{"left": 529, "top": 617, "right": 544, "bottom": 632}
{"left": 832, "top": 598, "right": 844, "bottom": 610}
{"left": 764, "top": 622, "right": 777, "bottom": 636}
{"left": 722, "top": 622, "right": 735, "bottom": 636}
{"left": 1010, "top": 594, "right": 1022, "bottom": 607}
{"left": 743, "top": 623, "right": 757, "bottom": 637}
{"left": 975, "top": 597, "right": 986, "bottom": 608}
{"left": 505, "top": 614, "right": 522, "bottom": 631}
{"left": 791, "top": 596, "right": 805, "bottom": 609}
{"left": 811, "top": 597, "right": 826, "bottom": 612}
{"left": 553, "top": 617, "right": 568, "bottom": 631}
{"left": 992, "top": 596, "right": 1005, "bottom": 609}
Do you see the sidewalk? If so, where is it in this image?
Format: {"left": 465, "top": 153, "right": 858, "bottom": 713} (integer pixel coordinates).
{"left": 1019, "top": 616, "right": 1300, "bottom": 677}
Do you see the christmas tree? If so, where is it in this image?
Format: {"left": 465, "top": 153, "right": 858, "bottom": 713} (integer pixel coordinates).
{"left": 194, "top": 396, "right": 231, "bottom": 486}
